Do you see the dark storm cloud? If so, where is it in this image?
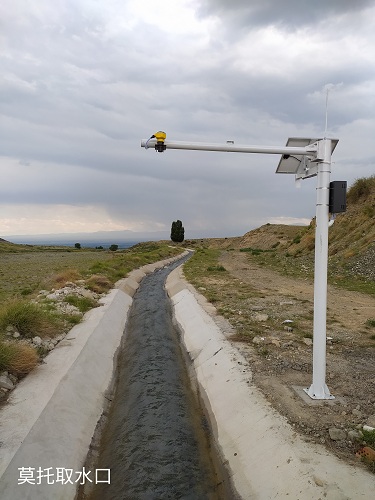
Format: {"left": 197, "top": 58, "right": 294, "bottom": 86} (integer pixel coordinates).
{"left": 0, "top": 0, "right": 374, "bottom": 236}
{"left": 197, "top": 0, "right": 375, "bottom": 30}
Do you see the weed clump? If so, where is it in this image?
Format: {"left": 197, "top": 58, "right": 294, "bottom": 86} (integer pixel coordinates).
{"left": 0, "top": 300, "right": 58, "bottom": 338}
{"left": 0, "top": 339, "right": 16, "bottom": 371}
{"left": 363, "top": 428, "right": 375, "bottom": 447}
{"left": 207, "top": 265, "right": 226, "bottom": 272}
{"left": 86, "top": 274, "right": 112, "bottom": 294}
{"left": 51, "top": 269, "right": 81, "bottom": 288}
{"left": 0, "top": 339, "right": 39, "bottom": 375}
{"left": 65, "top": 295, "right": 98, "bottom": 313}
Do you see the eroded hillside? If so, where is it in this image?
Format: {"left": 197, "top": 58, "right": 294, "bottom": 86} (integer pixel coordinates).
{"left": 184, "top": 175, "right": 375, "bottom": 286}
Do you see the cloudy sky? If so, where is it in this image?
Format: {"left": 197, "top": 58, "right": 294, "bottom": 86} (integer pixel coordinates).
{"left": 1, "top": 0, "right": 374, "bottom": 239}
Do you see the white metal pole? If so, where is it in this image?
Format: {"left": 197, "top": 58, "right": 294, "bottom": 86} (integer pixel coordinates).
{"left": 304, "top": 139, "right": 334, "bottom": 400}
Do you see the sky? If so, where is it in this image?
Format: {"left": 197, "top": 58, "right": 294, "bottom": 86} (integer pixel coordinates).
{"left": 1, "top": 0, "right": 374, "bottom": 239}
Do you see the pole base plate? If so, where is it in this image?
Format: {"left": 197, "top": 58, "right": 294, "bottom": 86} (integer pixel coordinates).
{"left": 303, "top": 384, "right": 335, "bottom": 400}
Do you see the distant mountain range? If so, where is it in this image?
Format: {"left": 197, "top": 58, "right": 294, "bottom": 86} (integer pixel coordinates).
{"left": 4, "top": 230, "right": 170, "bottom": 247}
{"left": 4, "top": 229, "right": 234, "bottom": 247}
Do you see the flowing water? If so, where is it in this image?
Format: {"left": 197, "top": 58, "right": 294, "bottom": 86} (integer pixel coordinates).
{"left": 87, "top": 256, "right": 230, "bottom": 500}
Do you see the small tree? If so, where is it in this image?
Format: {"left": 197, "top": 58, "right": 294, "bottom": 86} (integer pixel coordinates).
{"left": 170, "top": 220, "right": 185, "bottom": 243}
{"left": 74, "top": 243, "right": 81, "bottom": 249}
{"left": 109, "top": 244, "right": 119, "bottom": 251}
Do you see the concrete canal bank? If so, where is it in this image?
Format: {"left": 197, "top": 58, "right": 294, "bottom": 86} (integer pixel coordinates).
{"left": 165, "top": 265, "right": 375, "bottom": 500}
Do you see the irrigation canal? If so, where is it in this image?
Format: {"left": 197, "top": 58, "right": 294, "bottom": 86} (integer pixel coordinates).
{"left": 86, "top": 254, "right": 231, "bottom": 500}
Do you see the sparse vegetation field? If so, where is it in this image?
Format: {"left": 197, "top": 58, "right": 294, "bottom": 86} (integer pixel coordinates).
{"left": 0, "top": 242, "right": 182, "bottom": 379}
{"left": 0, "top": 243, "right": 181, "bottom": 301}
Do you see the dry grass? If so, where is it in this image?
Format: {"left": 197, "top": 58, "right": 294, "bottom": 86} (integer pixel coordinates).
{"left": 0, "top": 338, "right": 39, "bottom": 375}
{"left": 51, "top": 268, "right": 82, "bottom": 288}
{"left": 0, "top": 339, "right": 17, "bottom": 371}
{"left": 86, "top": 274, "right": 112, "bottom": 294}
{"left": 6, "top": 342, "right": 39, "bottom": 375}
{"left": 0, "top": 250, "right": 113, "bottom": 300}
{"left": 347, "top": 175, "right": 375, "bottom": 204}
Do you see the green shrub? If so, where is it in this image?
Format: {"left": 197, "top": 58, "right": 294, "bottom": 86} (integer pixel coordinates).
{"left": 65, "top": 295, "right": 97, "bottom": 313}
{"left": 90, "top": 261, "right": 107, "bottom": 273}
{"left": 207, "top": 265, "right": 226, "bottom": 272}
{"left": 363, "top": 428, "right": 375, "bottom": 447}
{"left": 65, "top": 314, "right": 82, "bottom": 326}
{"left": 240, "top": 248, "right": 263, "bottom": 255}
{"left": 0, "top": 300, "right": 57, "bottom": 338}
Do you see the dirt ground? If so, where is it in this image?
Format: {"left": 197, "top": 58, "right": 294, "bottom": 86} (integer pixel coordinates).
{"left": 215, "top": 251, "right": 375, "bottom": 467}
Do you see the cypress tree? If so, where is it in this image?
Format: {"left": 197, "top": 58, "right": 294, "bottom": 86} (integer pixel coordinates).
{"left": 170, "top": 220, "right": 185, "bottom": 242}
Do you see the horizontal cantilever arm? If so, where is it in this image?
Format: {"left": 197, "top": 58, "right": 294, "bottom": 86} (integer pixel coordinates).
{"left": 140, "top": 138, "right": 318, "bottom": 157}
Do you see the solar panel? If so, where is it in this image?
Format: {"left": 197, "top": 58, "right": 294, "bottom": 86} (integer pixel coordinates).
{"left": 276, "top": 137, "right": 338, "bottom": 179}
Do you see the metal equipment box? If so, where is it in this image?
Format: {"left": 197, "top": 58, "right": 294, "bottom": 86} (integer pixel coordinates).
{"left": 329, "top": 181, "right": 347, "bottom": 213}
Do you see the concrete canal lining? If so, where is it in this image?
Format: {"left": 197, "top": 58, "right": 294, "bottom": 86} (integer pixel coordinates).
{"left": 166, "top": 264, "right": 375, "bottom": 500}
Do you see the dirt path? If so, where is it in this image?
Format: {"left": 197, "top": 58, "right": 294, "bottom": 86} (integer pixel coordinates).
{"left": 218, "top": 251, "right": 375, "bottom": 467}
{"left": 220, "top": 251, "right": 375, "bottom": 340}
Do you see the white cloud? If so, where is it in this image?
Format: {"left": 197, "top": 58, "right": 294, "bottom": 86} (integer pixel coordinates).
{"left": 127, "top": 0, "right": 210, "bottom": 36}
{"left": 0, "top": 204, "right": 131, "bottom": 235}
{"left": 267, "top": 216, "right": 311, "bottom": 226}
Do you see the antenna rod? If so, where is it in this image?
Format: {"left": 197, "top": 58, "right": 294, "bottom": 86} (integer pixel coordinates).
{"left": 324, "top": 87, "right": 330, "bottom": 138}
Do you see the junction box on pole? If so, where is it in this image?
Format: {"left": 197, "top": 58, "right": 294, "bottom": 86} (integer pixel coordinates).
{"left": 329, "top": 181, "right": 347, "bottom": 213}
